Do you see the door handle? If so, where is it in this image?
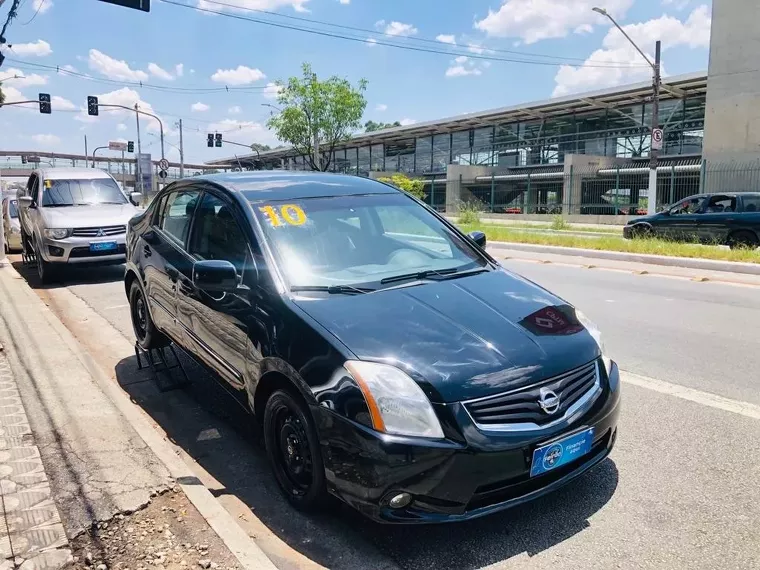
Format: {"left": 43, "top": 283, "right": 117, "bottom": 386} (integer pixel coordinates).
{"left": 143, "top": 244, "right": 152, "bottom": 258}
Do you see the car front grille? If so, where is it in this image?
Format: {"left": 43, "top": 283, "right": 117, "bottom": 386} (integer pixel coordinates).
{"left": 69, "top": 244, "right": 127, "bottom": 258}
{"left": 463, "top": 360, "right": 600, "bottom": 429}
{"left": 71, "top": 225, "right": 126, "bottom": 238}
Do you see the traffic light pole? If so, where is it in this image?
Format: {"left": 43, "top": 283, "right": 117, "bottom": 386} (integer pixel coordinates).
{"left": 135, "top": 104, "right": 143, "bottom": 197}
{"left": 91, "top": 146, "right": 108, "bottom": 168}
{"left": 94, "top": 103, "right": 165, "bottom": 163}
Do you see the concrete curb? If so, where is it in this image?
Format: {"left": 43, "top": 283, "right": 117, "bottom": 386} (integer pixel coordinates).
{"left": 0, "top": 264, "right": 277, "bottom": 570}
{"left": 487, "top": 241, "right": 760, "bottom": 276}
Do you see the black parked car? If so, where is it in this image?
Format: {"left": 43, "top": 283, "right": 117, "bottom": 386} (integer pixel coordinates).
{"left": 124, "top": 172, "right": 620, "bottom": 523}
{"left": 623, "top": 192, "right": 760, "bottom": 248}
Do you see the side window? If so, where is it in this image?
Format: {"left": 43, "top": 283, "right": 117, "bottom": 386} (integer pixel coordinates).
{"left": 160, "top": 190, "right": 200, "bottom": 247}
{"left": 187, "top": 193, "right": 252, "bottom": 274}
{"left": 670, "top": 197, "right": 705, "bottom": 216}
{"left": 741, "top": 196, "right": 760, "bottom": 213}
{"left": 152, "top": 194, "right": 169, "bottom": 226}
{"left": 705, "top": 195, "right": 736, "bottom": 213}
{"left": 376, "top": 205, "right": 453, "bottom": 256}
{"left": 29, "top": 175, "right": 40, "bottom": 203}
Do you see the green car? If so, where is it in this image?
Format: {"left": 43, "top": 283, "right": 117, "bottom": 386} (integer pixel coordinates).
{"left": 623, "top": 192, "right": 760, "bottom": 249}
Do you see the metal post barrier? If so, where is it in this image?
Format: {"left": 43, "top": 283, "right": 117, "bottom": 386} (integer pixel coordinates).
{"left": 699, "top": 159, "right": 707, "bottom": 194}
{"left": 527, "top": 172, "right": 532, "bottom": 214}
{"left": 490, "top": 173, "right": 495, "bottom": 213}
{"left": 614, "top": 165, "right": 620, "bottom": 213}
{"left": 430, "top": 178, "right": 435, "bottom": 210}
{"left": 669, "top": 165, "right": 676, "bottom": 206}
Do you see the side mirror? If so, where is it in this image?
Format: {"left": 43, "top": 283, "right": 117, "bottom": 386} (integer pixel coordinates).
{"left": 130, "top": 192, "right": 143, "bottom": 207}
{"left": 468, "top": 230, "right": 487, "bottom": 248}
{"left": 192, "top": 260, "right": 239, "bottom": 293}
{"left": 17, "top": 196, "right": 34, "bottom": 209}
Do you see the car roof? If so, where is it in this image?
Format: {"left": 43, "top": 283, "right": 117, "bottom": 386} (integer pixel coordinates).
{"left": 37, "top": 167, "right": 114, "bottom": 181}
{"left": 192, "top": 171, "right": 399, "bottom": 202}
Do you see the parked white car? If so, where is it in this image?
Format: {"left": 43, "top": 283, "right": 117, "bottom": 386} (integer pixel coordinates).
{"left": 2, "top": 196, "right": 23, "bottom": 253}
{"left": 17, "top": 168, "right": 142, "bottom": 283}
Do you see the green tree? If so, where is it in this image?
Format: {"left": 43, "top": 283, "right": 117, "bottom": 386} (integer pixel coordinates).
{"left": 364, "top": 120, "right": 401, "bottom": 132}
{"left": 267, "top": 63, "right": 367, "bottom": 171}
{"left": 250, "top": 143, "right": 271, "bottom": 152}
{"left": 0, "top": 83, "right": 5, "bottom": 107}
{"left": 378, "top": 174, "right": 426, "bottom": 200}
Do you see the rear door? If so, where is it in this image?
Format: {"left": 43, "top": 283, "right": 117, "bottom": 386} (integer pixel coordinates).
{"left": 144, "top": 187, "right": 201, "bottom": 341}
{"left": 696, "top": 194, "right": 738, "bottom": 243}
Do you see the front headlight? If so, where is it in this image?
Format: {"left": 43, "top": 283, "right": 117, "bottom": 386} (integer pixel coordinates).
{"left": 575, "top": 310, "right": 612, "bottom": 376}
{"left": 344, "top": 360, "right": 444, "bottom": 439}
{"left": 44, "top": 228, "right": 71, "bottom": 239}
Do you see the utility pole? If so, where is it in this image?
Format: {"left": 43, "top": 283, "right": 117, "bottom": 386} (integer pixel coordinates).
{"left": 135, "top": 103, "right": 143, "bottom": 197}
{"left": 178, "top": 119, "right": 185, "bottom": 178}
{"left": 84, "top": 135, "right": 88, "bottom": 166}
{"left": 121, "top": 149, "right": 126, "bottom": 188}
{"left": 649, "top": 41, "right": 661, "bottom": 216}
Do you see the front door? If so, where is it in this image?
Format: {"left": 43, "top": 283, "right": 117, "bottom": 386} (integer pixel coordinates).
{"left": 175, "top": 190, "right": 254, "bottom": 392}
{"left": 145, "top": 188, "right": 201, "bottom": 340}
{"left": 662, "top": 196, "right": 706, "bottom": 241}
{"left": 697, "top": 195, "right": 737, "bottom": 244}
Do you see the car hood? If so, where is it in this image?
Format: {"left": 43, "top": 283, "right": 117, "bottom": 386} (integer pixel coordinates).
{"left": 41, "top": 203, "right": 138, "bottom": 228}
{"left": 293, "top": 269, "right": 601, "bottom": 403}
{"left": 627, "top": 213, "right": 663, "bottom": 225}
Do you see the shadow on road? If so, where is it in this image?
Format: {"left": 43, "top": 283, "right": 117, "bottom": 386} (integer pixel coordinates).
{"left": 10, "top": 257, "right": 125, "bottom": 289}
{"left": 114, "top": 349, "right": 619, "bottom": 570}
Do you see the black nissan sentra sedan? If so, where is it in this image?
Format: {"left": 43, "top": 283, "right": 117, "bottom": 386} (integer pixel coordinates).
{"left": 124, "top": 172, "right": 620, "bottom": 523}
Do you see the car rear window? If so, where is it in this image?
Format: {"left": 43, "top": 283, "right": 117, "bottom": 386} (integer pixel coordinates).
{"left": 742, "top": 196, "right": 760, "bottom": 212}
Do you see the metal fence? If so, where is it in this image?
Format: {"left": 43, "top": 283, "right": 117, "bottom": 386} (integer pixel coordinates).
{"left": 455, "top": 160, "right": 760, "bottom": 215}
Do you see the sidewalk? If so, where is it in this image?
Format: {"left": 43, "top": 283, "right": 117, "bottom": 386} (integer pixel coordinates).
{"left": 0, "top": 349, "right": 71, "bottom": 570}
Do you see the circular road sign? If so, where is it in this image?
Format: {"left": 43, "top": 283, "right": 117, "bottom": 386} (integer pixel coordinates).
{"left": 158, "top": 158, "right": 170, "bottom": 171}
{"left": 158, "top": 169, "right": 168, "bottom": 179}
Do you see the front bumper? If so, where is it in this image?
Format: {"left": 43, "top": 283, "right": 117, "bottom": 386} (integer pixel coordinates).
{"left": 5, "top": 228, "right": 22, "bottom": 250}
{"left": 622, "top": 226, "right": 634, "bottom": 239}
{"left": 39, "top": 234, "right": 127, "bottom": 264}
{"left": 316, "top": 361, "right": 621, "bottom": 524}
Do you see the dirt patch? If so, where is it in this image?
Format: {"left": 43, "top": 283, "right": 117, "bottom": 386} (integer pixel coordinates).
{"left": 69, "top": 487, "right": 241, "bottom": 570}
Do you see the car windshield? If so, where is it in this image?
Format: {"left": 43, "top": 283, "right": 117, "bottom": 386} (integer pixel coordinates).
{"left": 8, "top": 201, "right": 18, "bottom": 218}
{"left": 41, "top": 178, "right": 127, "bottom": 207}
{"left": 251, "top": 193, "right": 488, "bottom": 289}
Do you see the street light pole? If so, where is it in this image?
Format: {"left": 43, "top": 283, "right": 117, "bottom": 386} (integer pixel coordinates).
{"left": 593, "top": 7, "right": 661, "bottom": 215}
{"left": 178, "top": 119, "right": 184, "bottom": 178}
{"left": 91, "top": 145, "right": 108, "bottom": 168}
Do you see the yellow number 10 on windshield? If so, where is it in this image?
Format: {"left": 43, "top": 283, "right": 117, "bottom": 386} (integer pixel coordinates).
{"left": 259, "top": 204, "right": 307, "bottom": 227}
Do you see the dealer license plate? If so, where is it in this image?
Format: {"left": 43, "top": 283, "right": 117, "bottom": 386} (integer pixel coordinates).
{"left": 89, "top": 241, "right": 118, "bottom": 252}
{"left": 530, "top": 427, "right": 594, "bottom": 477}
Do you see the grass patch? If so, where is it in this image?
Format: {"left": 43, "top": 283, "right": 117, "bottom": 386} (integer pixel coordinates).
{"left": 459, "top": 224, "right": 760, "bottom": 264}
{"left": 475, "top": 221, "right": 622, "bottom": 234}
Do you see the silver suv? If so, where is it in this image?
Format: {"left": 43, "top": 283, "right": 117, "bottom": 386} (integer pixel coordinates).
{"left": 17, "top": 168, "right": 141, "bottom": 283}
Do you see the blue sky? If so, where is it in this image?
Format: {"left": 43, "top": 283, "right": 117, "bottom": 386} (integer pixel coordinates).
{"left": 0, "top": 0, "right": 712, "bottom": 164}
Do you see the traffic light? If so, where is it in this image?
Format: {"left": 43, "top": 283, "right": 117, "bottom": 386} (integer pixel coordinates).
{"left": 87, "top": 96, "right": 99, "bottom": 116}
{"left": 215, "top": 133, "right": 222, "bottom": 148}
{"left": 38, "top": 93, "right": 51, "bottom": 114}
{"left": 207, "top": 133, "right": 214, "bottom": 148}
{"left": 127, "top": 141, "right": 134, "bottom": 153}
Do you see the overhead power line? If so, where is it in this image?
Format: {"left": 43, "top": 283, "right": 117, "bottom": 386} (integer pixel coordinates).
{"left": 159, "top": 0, "right": 648, "bottom": 70}
{"left": 193, "top": 0, "right": 644, "bottom": 67}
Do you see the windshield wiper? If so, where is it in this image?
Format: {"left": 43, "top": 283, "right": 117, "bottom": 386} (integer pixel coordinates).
{"left": 42, "top": 203, "right": 74, "bottom": 207}
{"left": 290, "top": 285, "right": 376, "bottom": 295}
{"left": 380, "top": 266, "right": 490, "bottom": 285}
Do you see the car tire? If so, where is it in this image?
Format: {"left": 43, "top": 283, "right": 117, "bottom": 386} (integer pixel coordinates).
{"left": 35, "top": 242, "right": 58, "bottom": 284}
{"left": 129, "top": 281, "right": 169, "bottom": 350}
{"left": 728, "top": 231, "right": 759, "bottom": 250}
{"left": 630, "top": 224, "right": 653, "bottom": 239}
{"left": 263, "top": 389, "right": 329, "bottom": 511}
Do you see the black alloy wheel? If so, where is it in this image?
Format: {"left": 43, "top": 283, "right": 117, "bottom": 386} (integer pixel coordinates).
{"left": 631, "top": 224, "right": 653, "bottom": 239}
{"left": 35, "top": 242, "right": 57, "bottom": 284}
{"left": 728, "top": 230, "right": 759, "bottom": 250}
{"left": 129, "top": 281, "right": 169, "bottom": 350}
{"left": 263, "top": 389, "right": 328, "bottom": 510}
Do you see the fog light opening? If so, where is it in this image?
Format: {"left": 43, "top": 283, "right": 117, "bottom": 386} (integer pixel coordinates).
{"left": 48, "top": 246, "right": 64, "bottom": 257}
{"left": 388, "top": 492, "right": 412, "bottom": 509}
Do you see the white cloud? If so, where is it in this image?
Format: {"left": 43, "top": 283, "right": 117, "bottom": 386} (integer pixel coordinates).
{"left": 211, "top": 65, "right": 265, "bottom": 85}
{"left": 191, "top": 101, "right": 210, "bottom": 112}
{"left": 208, "top": 118, "right": 278, "bottom": 147}
{"left": 51, "top": 96, "right": 76, "bottom": 111}
{"left": 196, "top": 0, "right": 310, "bottom": 14}
{"left": 88, "top": 49, "right": 148, "bottom": 81}
{"left": 365, "top": 38, "right": 378, "bottom": 47}
{"left": 148, "top": 63, "right": 174, "bottom": 81}
{"left": 228, "top": 105, "right": 242, "bottom": 114}
{"left": 0, "top": 68, "right": 47, "bottom": 87}
{"left": 60, "top": 64, "right": 77, "bottom": 74}
{"left": 663, "top": 0, "right": 691, "bottom": 9}
{"left": 2, "top": 39, "right": 52, "bottom": 57}
{"left": 190, "top": 69, "right": 196, "bottom": 74}
{"left": 467, "top": 44, "right": 485, "bottom": 55}
{"left": 32, "top": 134, "right": 60, "bottom": 146}
{"left": 117, "top": 123, "right": 128, "bottom": 131}
{"left": 436, "top": 34, "right": 456, "bottom": 45}
{"left": 475, "top": 0, "right": 634, "bottom": 44}
{"left": 262, "top": 81, "right": 283, "bottom": 100}
{"left": 338, "top": 0, "right": 350, "bottom": 3}
{"left": 0, "top": 86, "right": 29, "bottom": 105}
{"left": 399, "top": 118, "right": 417, "bottom": 126}
{"left": 175, "top": 63, "right": 184, "bottom": 77}
{"left": 552, "top": 5, "right": 711, "bottom": 97}
{"left": 575, "top": 23, "right": 593, "bottom": 34}
{"left": 378, "top": 20, "right": 418, "bottom": 37}
{"left": 445, "top": 56, "right": 483, "bottom": 78}
{"left": 454, "top": 55, "right": 468, "bottom": 64}
{"left": 375, "top": 103, "right": 388, "bottom": 112}
{"left": 31, "top": 0, "right": 53, "bottom": 14}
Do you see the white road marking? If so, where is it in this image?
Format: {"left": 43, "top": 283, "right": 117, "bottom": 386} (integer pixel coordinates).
{"left": 621, "top": 371, "right": 760, "bottom": 421}
{"left": 104, "top": 304, "right": 129, "bottom": 310}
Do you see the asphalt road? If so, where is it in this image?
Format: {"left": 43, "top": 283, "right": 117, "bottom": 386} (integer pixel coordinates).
{"left": 10, "top": 254, "right": 760, "bottom": 570}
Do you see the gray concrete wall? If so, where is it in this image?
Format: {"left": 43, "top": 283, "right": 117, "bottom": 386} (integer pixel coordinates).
{"left": 703, "top": 0, "right": 760, "bottom": 165}
{"left": 562, "top": 154, "right": 627, "bottom": 215}
{"left": 445, "top": 165, "right": 492, "bottom": 212}
{"left": 477, "top": 212, "right": 632, "bottom": 226}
